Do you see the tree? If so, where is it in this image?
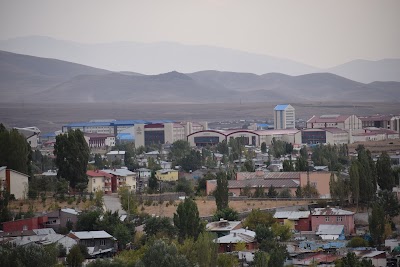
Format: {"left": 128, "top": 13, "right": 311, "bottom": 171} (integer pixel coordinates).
{"left": 279, "top": 188, "right": 292, "bottom": 198}
{"left": 253, "top": 251, "right": 270, "bottom": 267}
{"left": 179, "top": 150, "right": 202, "bottom": 172}
{"left": 217, "top": 253, "right": 239, "bottom": 267}
{"left": 144, "top": 216, "right": 176, "bottom": 239}
{"left": 295, "top": 186, "right": 303, "bottom": 198}
{"left": 217, "top": 140, "right": 229, "bottom": 155}
{"left": 369, "top": 204, "right": 386, "bottom": 246}
{"left": 169, "top": 140, "right": 191, "bottom": 162}
{"left": 148, "top": 171, "right": 158, "bottom": 194}
{"left": 196, "top": 172, "right": 216, "bottom": 196}
{"left": 118, "top": 187, "right": 138, "bottom": 216}
{"left": 376, "top": 152, "right": 395, "bottom": 191}
{"left": 302, "top": 182, "right": 319, "bottom": 198}
{"left": 242, "top": 159, "right": 255, "bottom": 172}
{"left": 54, "top": 129, "right": 90, "bottom": 189}
{"left": 176, "top": 177, "right": 194, "bottom": 196}
{"left": 76, "top": 210, "right": 101, "bottom": 231}
{"left": 138, "top": 240, "right": 190, "bottom": 267}
{"left": 242, "top": 209, "right": 275, "bottom": 231}
{"left": 335, "top": 252, "right": 374, "bottom": 267}
{"left": 377, "top": 190, "right": 400, "bottom": 222}
{"left": 329, "top": 172, "right": 349, "bottom": 206}
{"left": 173, "top": 198, "right": 203, "bottom": 240}
{"left": 0, "top": 125, "right": 32, "bottom": 175}
{"left": 215, "top": 171, "right": 229, "bottom": 211}
{"left": 347, "top": 237, "right": 369, "bottom": 248}
{"left": 356, "top": 145, "right": 376, "bottom": 204}
{"left": 255, "top": 225, "right": 288, "bottom": 267}
{"left": 212, "top": 207, "right": 239, "bottom": 221}
{"left": 0, "top": 243, "right": 58, "bottom": 267}
{"left": 350, "top": 161, "right": 360, "bottom": 210}
{"left": 253, "top": 186, "right": 265, "bottom": 198}
{"left": 295, "top": 156, "right": 308, "bottom": 171}
{"left": 267, "top": 185, "right": 278, "bottom": 198}
{"left": 261, "top": 142, "right": 267, "bottom": 153}
{"left": 66, "top": 244, "right": 86, "bottom": 267}
{"left": 177, "top": 232, "right": 218, "bottom": 267}
{"left": 113, "top": 223, "right": 132, "bottom": 250}
{"left": 282, "top": 159, "right": 294, "bottom": 172}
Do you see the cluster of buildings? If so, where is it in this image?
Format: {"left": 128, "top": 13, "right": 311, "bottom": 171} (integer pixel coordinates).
{"left": 204, "top": 206, "right": 393, "bottom": 266}
{"left": 0, "top": 207, "right": 116, "bottom": 258}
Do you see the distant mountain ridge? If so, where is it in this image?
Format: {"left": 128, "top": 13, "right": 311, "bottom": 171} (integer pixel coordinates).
{"left": 1, "top": 36, "right": 400, "bottom": 83}
{"left": 0, "top": 50, "right": 399, "bottom": 103}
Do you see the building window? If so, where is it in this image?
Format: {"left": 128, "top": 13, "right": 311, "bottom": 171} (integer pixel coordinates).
{"left": 67, "top": 217, "right": 71, "bottom": 222}
{"left": 337, "top": 216, "right": 343, "bottom": 222}
{"left": 23, "top": 225, "right": 28, "bottom": 230}
{"left": 93, "top": 178, "right": 96, "bottom": 184}
{"left": 325, "top": 217, "right": 329, "bottom": 222}
{"left": 100, "top": 239, "right": 106, "bottom": 246}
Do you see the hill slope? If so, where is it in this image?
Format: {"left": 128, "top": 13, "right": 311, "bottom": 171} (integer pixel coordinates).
{"left": 1, "top": 51, "right": 399, "bottom": 103}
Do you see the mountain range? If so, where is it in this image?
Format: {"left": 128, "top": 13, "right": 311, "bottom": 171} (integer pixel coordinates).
{"left": 1, "top": 36, "right": 400, "bottom": 83}
{"left": 1, "top": 50, "right": 399, "bottom": 104}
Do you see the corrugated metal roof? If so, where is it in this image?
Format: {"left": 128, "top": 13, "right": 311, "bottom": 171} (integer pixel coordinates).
{"left": 229, "top": 178, "right": 299, "bottom": 189}
{"left": 70, "top": 231, "right": 113, "bottom": 239}
{"left": 312, "top": 207, "right": 354, "bottom": 216}
{"left": 274, "top": 211, "right": 310, "bottom": 220}
{"left": 216, "top": 229, "right": 256, "bottom": 244}
{"left": 87, "top": 170, "right": 113, "bottom": 178}
{"left": 206, "top": 221, "right": 242, "bottom": 231}
{"left": 61, "top": 208, "right": 80, "bottom": 215}
{"left": 316, "top": 225, "right": 344, "bottom": 235}
{"left": 238, "top": 172, "right": 301, "bottom": 180}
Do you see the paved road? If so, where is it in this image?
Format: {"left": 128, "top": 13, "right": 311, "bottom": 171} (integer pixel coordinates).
{"left": 103, "top": 194, "right": 125, "bottom": 215}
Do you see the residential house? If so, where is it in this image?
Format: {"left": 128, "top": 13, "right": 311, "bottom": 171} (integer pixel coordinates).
{"left": 44, "top": 208, "right": 80, "bottom": 231}
{"left": 206, "top": 220, "right": 242, "bottom": 237}
{"left": 311, "top": 207, "right": 355, "bottom": 235}
{"left": 292, "top": 251, "right": 341, "bottom": 266}
{"left": 353, "top": 250, "right": 387, "bottom": 267}
{"left": 215, "top": 229, "right": 257, "bottom": 253}
{"left": 156, "top": 169, "right": 179, "bottom": 182}
{"left": 87, "top": 170, "right": 113, "bottom": 194}
{"left": 136, "top": 168, "right": 151, "bottom": 192}
{"left": 67, "top": 231, "right": 116, "bottom": 258}
{"left": 316, "top": 225, "right": 345, "bottom": 240}
{"left": 102, "top": 168, "right": 137, "bottom": 193}
{"left": 0, "top": 228, "right": 77, "bottom": 254}
{"left": 0, "top": 166, "right": 29, "bottom": 199}
{"left": 274, "top": 211, "right": 311, "bottom": 231}
{"left": 2, "top": 216, "right": 48, "bottom": 232}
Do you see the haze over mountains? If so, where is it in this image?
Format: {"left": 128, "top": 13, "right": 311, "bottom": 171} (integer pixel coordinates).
{"left": 1, "top": 36, "right": 400, "bottom": 83}
{"left": 1, "top": 50, "right": 399, "bottom": 104}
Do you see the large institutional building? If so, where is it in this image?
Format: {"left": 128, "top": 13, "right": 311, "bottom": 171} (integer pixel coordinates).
{"left": 274, "top": 104, "right": 295, "bottom": 129}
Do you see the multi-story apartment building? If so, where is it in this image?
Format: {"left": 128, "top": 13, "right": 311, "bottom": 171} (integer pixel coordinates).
{"left": 274, "top": 104, "right": 295, "bottom": 129}
{"left": 102, "top": 168, "right": 136, "bottom": 193}
{"left": 87, "top": 170, "right": 113, "bottom": 194}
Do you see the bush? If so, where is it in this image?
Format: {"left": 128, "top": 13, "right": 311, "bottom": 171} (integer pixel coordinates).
{"left": 67, "top": 198, "right": 73, "bottom": 205}
{"left": 347, "top": 237, "right": 369, "bottom": 247}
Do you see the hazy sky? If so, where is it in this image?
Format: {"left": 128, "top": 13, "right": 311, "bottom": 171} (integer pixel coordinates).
{"left": 0, "top": 0, "right": 399, "bottom": 68}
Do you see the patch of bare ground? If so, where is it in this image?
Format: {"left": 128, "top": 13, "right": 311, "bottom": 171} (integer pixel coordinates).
{"left": 140, "top": 199, "right": 310, "bottom": 218}
{"left": 348, "top": 139, "right": 400, "bottom": 155}
{"left": 9, "top": 197, "right": 94, "bottom": 214}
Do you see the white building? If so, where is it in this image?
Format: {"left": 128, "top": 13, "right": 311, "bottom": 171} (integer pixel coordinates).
{"left": 307, "top": 114, "right": 362, "bottom": 131}
{"left": 274, "top": 104, "right": 295, "bottom": 130}
{"left": 0, "top": 166, "right": 29, "bottom": 199}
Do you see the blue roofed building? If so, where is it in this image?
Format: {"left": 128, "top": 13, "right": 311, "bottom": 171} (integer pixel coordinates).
{"left": 274, "top": 104, "right": 295, "bottom": 130}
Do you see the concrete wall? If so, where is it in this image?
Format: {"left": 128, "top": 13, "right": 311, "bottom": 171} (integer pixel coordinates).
{"left": 299, "top": 172, "right": 332, "bottom": 199}
{"left": 6, "top": 169, "right": 29, "bottom": 199}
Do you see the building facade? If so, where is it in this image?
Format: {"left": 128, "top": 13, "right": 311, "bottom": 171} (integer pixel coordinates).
{"left": 307, "top": 114, "right": 362, "bottom": 131}
{"left": 102, "top": 168, "right": 137, "bottom": 193}
{"left": 87, "top": 170, "right": 113, "bottom": 194}
{"left": 0, "top": 167, "right": 29, "bottom": 199}
{"left": 274, "top": 104, "right": 296, "bottom": 129}
{"left": 311, "top": 208, "right": 355, "bottom": 235}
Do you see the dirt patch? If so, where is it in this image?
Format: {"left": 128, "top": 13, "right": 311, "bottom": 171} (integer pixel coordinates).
{"left": 140, "top": 199, "right": 310, "bottom": 218}
{"left": 8, "top": 197, "right": 93, "bottom": 214}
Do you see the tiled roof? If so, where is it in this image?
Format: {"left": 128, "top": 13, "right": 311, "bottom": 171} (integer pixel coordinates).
{"left": 87, "top": 170, "right": 113, "bottom": 178}
{"left": 238, "top": 172, "right": 301, "bottom": 180}
{"left": 228, "top": 178, "right": 299, "bottom": 189}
